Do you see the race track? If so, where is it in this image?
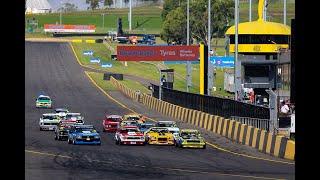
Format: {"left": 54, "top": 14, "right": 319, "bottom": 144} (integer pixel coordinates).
{"left": 25, "top": 42, "right": 294, "bottom": 180}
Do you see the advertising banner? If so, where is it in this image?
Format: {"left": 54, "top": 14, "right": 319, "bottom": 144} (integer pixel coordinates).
{"left": 44, "top": 24, "right": 96, "bottom": 33}
{"left": 90, "top": 58, "right": 100, "bottom": 63}
{"left": 101, "top": 63, "right": 113, "bottom": 68}
{"left": 210, "top": 56, "right": 234, "bottom": 68}
{"left": 83, "top": 50, "right": 94, "bottom": 56}
{"left": 117, "top": 45, "right": 199, "bottom": 61}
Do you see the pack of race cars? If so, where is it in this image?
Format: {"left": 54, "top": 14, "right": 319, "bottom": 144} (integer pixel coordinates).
{"left": 36, "top": 94, "right": 206, "bottom": 148}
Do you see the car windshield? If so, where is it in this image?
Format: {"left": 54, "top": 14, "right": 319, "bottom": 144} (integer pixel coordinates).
{"left": 181, "top": 132, "right": 199, "bottom": 138}
{"left": 38, "top": 97, "right": 50, "bottom": 101}
{"left": 56, "top": 109, "right": 68, "bottom": 113}
{"left": 157, "top": 122, "right": 176, "bottom": 127}
{"left": 66, "top": 115, "right": 81, "bottom": 119}
{"left": 43, "top": 115, "right": 58, "bottom": 120}
{"left": 107, "top": 118, "right": 121, "bottom": 122}
{"left": 122, "top": 121, "right": 137, "bottom": 125}
{"left": 120, "top": 128, "right": 139, "bottom": 133}
{"left": 140, "top": 124, "right": 153, "bottom": 129}
{"left": 150, "top": 129, "right": 168, "bottom": 133}
{"left": 126, "top": 117, "right": 140, "bottom": 121}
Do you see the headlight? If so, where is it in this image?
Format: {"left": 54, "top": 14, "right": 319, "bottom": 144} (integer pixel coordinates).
{"left": 94, "top": 136, "right": 100, "bottom": 139}
{"left": 76, "top": 135, "right": 81, "bottom": 139}
{"left": 140, "top": 137, "right": 144, "bottom": 140}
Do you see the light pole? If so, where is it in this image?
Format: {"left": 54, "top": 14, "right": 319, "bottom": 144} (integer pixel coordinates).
{"left": 249, "top": 0, "right": 252, "bottom": 21}
{"left": 129, "top": 0, "right": 132, "bottom": 31}
{"left": 234, "top": 0, "right": 241, "bottom": 101}
{"left": 208, "top": 0, "right": 212, "bottom": 95}
{"left": 60, "top": 1, "right": 62, "bottom": 25}
{"left": 284, "top": 0, "right": 286, "bottom": 25}
{"left": 186, "top": 0, "right": 192, "bottom": 92}
{"left": 102, "top": 13, "right": 105, "bottom": 29}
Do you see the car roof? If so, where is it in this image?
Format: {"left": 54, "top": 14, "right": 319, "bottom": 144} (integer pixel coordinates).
{"left": 42, "top": 113, "right": 59, "bottom": 116}
{"left": 107, "top": 115, "right": 122, "bottom": 118}
{"left": 157, "top": 121, "right": 175, "bottom": 123}
{"left": 38, "top": 95, "right": 50, "bottom": 98}
{"left": 180, "top": 129, "right": 199, "bottom": 133}
{"left": 66, "top": 113, "right": 81, "bottom": 115}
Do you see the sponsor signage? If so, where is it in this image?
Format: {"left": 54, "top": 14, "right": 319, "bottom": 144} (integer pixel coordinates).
{"left": 90, "top": 58, "right": 100, "bottom": 63}
{"left": 83, "top": 50, "right": 94, "bottom": 56}
{"left": 210, "top": 56, "right": 234, "bottom": 68}
{"left": 44, "top": 24, "right": 96, "bottom": 33}
{"left": 117, "top": 45, "right": 199, "bottom": 61}
{"left": 101, "top": 63, "right": 113, "bottom": 68}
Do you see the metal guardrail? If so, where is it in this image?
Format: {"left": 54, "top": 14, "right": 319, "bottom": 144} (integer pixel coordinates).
{"left": 230, "top": 116, "right": 270, "bottom": 131}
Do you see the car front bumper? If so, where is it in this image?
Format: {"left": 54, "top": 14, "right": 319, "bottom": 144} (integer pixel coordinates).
{"left": 181, "top": 143, "right": 206, "bottom": 148}
{"left": 40, "top": 125, "right": 56, "bottom": 131}
{"left": 36, "top": 103, "right": 52, "bottom": 108}
{"left": 74, "top": 140, "right": 101, "bottom": 145}
{"left": 148, "top": 140, "right": 174, "bottom": 145}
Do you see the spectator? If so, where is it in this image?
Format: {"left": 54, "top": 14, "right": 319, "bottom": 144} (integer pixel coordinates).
{"left": 280, "top": 100, "right": 290, "bottom": 114}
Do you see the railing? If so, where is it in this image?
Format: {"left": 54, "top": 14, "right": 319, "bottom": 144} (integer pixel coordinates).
{"left": 151, "top": 84, "right": 270, "bottom": 120}
{"left": 230, "top": 116, "right": 270, "bottom": 131}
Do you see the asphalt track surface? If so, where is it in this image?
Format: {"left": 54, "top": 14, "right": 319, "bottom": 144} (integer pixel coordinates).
{"left": 25, "top": 42, "right": 294, "bottom": 180}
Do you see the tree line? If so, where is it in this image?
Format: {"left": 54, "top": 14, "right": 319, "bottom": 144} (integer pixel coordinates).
{"left": 160, "top": 0, "right": 234, "bottom": 45}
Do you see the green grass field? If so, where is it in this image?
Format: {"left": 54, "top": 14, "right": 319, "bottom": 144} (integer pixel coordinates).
{"left": 27, "top": 1, "right": 294, "bottom": 98}
{"left": 87, "top": 71, "right": 150, "bottom": 93}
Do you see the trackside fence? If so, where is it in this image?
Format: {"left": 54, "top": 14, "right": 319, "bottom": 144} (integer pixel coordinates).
{"left": 108, "top": 77, "right": 294, "bottom": 160}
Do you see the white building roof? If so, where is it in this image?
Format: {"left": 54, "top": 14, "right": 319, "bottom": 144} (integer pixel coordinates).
{"left": 26, "top": 0, "right": 52, "bottom": 10}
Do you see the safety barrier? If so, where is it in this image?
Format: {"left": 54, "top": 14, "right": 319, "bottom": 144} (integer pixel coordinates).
{"left": 71, "top": 39, "right": 103, "bottom": 43}
{"left": 110, "top": 78, "right": 294, "bottom": 160}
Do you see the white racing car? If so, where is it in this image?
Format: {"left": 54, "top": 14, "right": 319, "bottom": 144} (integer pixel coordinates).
{"left": 39, "top": 113, "right": 60, "bottom": 131}
{"left": 64, "top": 113, "right": 84, "bottom": 125}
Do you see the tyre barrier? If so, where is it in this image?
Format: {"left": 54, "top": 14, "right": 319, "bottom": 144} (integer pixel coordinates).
{"left": 104, "top": 73, "right": 123, "bottom": 81}
{"left": 71, "top": 39, "right": 103, "bottom": 43}
{"left": 110, "top": 77, "right": 295, "bottom": 160}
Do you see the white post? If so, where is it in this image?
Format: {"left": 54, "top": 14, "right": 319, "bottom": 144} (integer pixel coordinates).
{"left": 60, "top": 1, "right": 62, "bottom": 25}
{"left": 208, "top": 0, "right": 212, "bottom": 95}
{"left": 249, "top": 0, "right": 252, "bottom": 21}
{"left": 234, "top": 0, "right": 240, "bottom": 101}
{"left": 129, "top": 0, "right": 132, "bottom": 31}
{"left": 186, "top": 0, "right": 192, "bottom": 92}
{"left": 102, "top": 13, "right": 105, "bottom": 29}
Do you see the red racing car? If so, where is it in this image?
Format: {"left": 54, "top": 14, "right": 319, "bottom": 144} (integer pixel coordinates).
{"left": 114, "top": 126, "right": 145, "bottom": 145}
{"left": 102, "top": 115, "right": 123, "bottom": 132}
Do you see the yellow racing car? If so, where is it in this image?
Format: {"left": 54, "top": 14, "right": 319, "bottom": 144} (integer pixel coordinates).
{"left": 123, "top": 113, "right": 146, "bottom": 124}
{"left": 175, "top": 129, "right": 206, "bottom": 149}
{"left": 144, "top": 127, "right": 174, "bottom": 145}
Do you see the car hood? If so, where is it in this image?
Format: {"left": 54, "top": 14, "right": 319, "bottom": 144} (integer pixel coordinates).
{"left": 76, "top": 132, "right": 99, "bottom": 136}
{"left": 40, "top": 119, "right": 60, "bottom": 123}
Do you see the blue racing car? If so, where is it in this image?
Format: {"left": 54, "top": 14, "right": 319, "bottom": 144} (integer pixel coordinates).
{"left": 67, "top": 125, "right": 101, "bottom": 145}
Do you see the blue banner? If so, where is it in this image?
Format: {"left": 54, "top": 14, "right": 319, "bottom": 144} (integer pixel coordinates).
{"left": 90, "top": 58, "right": 100, "bottom": 63}
{"left": 83, "top": 50, "right": 94, "bottom": 56}
{"left": 101, "top": 63, "right": 112, "bottom": 68}
{"left": 210, "top": 56, "right": 234, "bottom": 68}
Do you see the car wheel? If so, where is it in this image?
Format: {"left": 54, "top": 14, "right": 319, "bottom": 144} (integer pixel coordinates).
{"left": 103, "top": 128, "right": 106, "bottom": 132}
{"left": 202, "top": 144, "right": 206, "bottom": 149}
{"left": 55, "top": 135, "right": 57, "bottom": 140}
{"left": 40, "top": 127, "right": 42, "bottom": 131}
{"left": 115, "top": 139, "right": 119, "bottom": 145}
{"left": 68, "top": 139, "right": 72, "bottom": 144}
{"left": 72, "top": 139, "right": 76, "bottom": 145}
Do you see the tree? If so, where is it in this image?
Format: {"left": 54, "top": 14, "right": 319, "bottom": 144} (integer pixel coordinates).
{"left": 161, "top": 0, "right": 181, "bottom": 20}
{"left": 57, "top": 3, "right": 78, "bottom": 13}
{"left": 160, "top": 7, "right": 187, "bottom": 44}
{"left": 104, "top": 0, "right": 113, "bottom": 7}
{"left": 160, "top": 0, "right": 234, "bottom": 45}
{"left": 86, "top": 0, "right": 101, "bottom": 10}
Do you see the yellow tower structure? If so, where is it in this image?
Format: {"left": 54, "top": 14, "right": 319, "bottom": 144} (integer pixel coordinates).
{"left": 225, "top": 0, "right": 291, "bottom": 54}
